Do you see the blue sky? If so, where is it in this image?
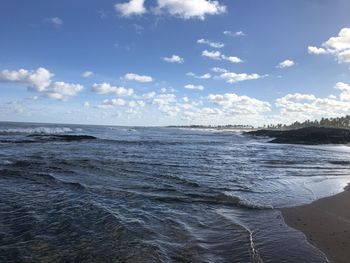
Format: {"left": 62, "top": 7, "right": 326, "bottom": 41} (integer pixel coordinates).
{"left": 0, "top": 0, "right": 350, "bottom": 126}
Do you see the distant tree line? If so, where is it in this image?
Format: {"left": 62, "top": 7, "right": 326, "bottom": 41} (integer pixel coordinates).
{"left": 168, "top": 124, "right": 254, "bottom": 129}
{"left": 264, "top": 115, "right": 350, "bottom": 130}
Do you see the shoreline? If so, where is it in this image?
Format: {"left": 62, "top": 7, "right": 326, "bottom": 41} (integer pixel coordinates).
{"left": 281, "top": 185, "right": 350, "bottom": 263}
{"left": 246, "top": 127, "right": 350, "bottom": 145}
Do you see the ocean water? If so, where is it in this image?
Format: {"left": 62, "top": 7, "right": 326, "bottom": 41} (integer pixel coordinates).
{"left": 1, "top": 122, "right": 350, "bottom": 263}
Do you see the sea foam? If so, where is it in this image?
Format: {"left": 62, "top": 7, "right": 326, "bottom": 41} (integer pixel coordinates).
{"left": 0, "top": 127, "right": 74, "bottom": 134}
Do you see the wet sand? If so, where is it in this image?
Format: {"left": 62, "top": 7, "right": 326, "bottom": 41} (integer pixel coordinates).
{"left": 282, "top": 186, "right": 350, "bottom": 263}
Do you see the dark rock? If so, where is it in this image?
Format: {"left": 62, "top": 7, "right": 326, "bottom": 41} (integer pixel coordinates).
{"left": 245, "top": 127, "right": 350, "bottom": 145}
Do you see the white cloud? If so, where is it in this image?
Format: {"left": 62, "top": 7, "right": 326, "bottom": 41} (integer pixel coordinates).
{"left": 275, "top": 85, "right": 350, "bottom": 121}
{"left": 115, "top": 0, "right": 147, "bottom": 17}
{"left": 208, "top": 93, "right": 271, "bottom": 114}
{"left": 159, "top": 105, "right": 181, "bottom": 116}
{"left": 123, "top": 73, "right": 153, "bottom": 83}
{"left": 223, "top": 30, "right": 245, "bottom": 37}
{"left": 152, "top": 93, "right": 180, "bottom": 116}
{"left": 187, "top": 72, "right": 211, "bottom": 79}
{"left": 153, "top": 93, "right": 176, "bottom": 106}
{"left": 335, "top": 82, "right": 350, "bottom": 101}
{"left": 218, "top": 72, "right": 264, "bottom": 84}
{"left": 160, "top": 87, "right": 177, "bottom": 93}
{"left": 211, "top": 67, "right": 228, "bottom": 73}
{"left": 0, "top": 68, "right": 53, "bottom": 92}
{"left": 202, "top": 50, "right": 242, "bottom": 63}
{"left": 197, "top": 38, "right": 224, "bottom": 48}
{"left": 45, "top": 82, "right": 83, "bottom": 101}
{"left": 45, "top": 17, "right": 63, "bottom": 28}
{"left": 308, "top": 28, "right": 350, "bottom": 64}
{"left": 142, "top": 91, "right": 156, "bottom": 99}
{"left": 83, "top": 101, "right": 90, "bottom": 107}
{"left": 202, "top": 50, "right": 221, "bottom": 60}
{"left": 223, "top": 55, "right": 243, "bottom": 63}
{"left": 163, "top": 54, "right": 184, "bottom": 63}
{"left": 82, "top": 71, "right": 94, "bottom": 78}
{"left": 275, "top": 93, "right": 317, "bottom": 110}
{"left": 184, "top": 84, "right": 204, "bottom": 90}
{"left": 197, "top": 107, "right": 222, "bottom": 115}
{"left": 155, "top": 0, "right": 226, "bottom": 20}
{"left": 0, "top": 67, "right": 83, "bottom": 100}
{"left": 102, "top": 98, "right": 127, "bottom": 107}
{"left": 277, "top": 59, "right": 295, "bottom": 68}
{"left": 324, "top": 28, "right": 350, "bottom": 51}
{"left": 308, "top": 46, "right": 327, "bottom": 55}
{"left": 92, "top": 83, "right": 134, "bottom": 96}
{"left": 128, "top": 100, "right": 146, "bottom": 108}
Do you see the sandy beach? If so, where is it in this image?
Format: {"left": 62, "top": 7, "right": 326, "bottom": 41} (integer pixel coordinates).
{"left": 282, "top": 186, "right": 350, "bottom": 263}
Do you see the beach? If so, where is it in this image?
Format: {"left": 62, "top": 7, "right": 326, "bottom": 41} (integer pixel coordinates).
{"left": 282, "top": 185, "right": 350, "bottom": 263}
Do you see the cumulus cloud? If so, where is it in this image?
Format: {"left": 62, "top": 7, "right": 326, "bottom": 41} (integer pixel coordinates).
{"left": 307, "top": 28, "right": 350, "bottom": 64}
{"left": 218, "top": 71, "right": 264, "bottom": 84}
{"left": 0, "top": 68, "right": 54, "bottom": 92}
{"left": 224, "top": 56, "right": 243, "bottom": 63}
{"left": 155, "top": 0, "right": 226, "bottom": 20}
{"left": 202, "top": 50, "right": 221, "bottom": 60}
{"left": 197, "top": 38, "right": 224, "bottom": 48}
{"left": 187, "top": 72, "right": 211, "bottom": 79}
{"left": 123, "top": 73, "right": 153, "bottom": 82}
{"left": 211, "top": 67, "right": 228, "bottom": 73}
{"left": 151, "top": 93, "right": 180, "bottom": 116}
{"left": 45, "top": 82, "right": 83, "bottom": 101}
{"left": 82, "top": 71, "right": 94, "bottom": 78}
{"left": 153, "top": 93, "right": 176, "bottom": 106}
{"left": 202, "top": 50, "right": 242, "bottom": 63}
{"left": 142, "top": 91, "right": 156, "bottom": 99}
{"left": 308, "top": 46, "right": 327, "bottom": 55}
{"left": 128, "top": 100, "right": 146, "bottom": 108}
{"left": 115, "top": 0, "right": 147, "bottom": 17}
{"left": 160, "top": 87, "right": 177, "bottom": 93}
{"left": 184, "top": 84, "right": 204, "bottom": 90}
{"left": 223, "top": 30, "right": 245, "bottom": 37}
{"left": 92, "top": 83, "right": 134, "bottom": 96}
{"left": 277, "top": 59, "right": 295, "bottom": 68}
{"left": 163, "top": 54, "right": 184, "bottom": 63}
{"left": 335, "top": 82, "right": 350, "bottom": 101}
{"left": 44, "top": 17, "right": 63, "bottom": 28}
{"left": 0, "top": 67, "right": 83, "bottom": 100}
{"left": 275, "top": 84, "right": 350, "bottom": 120}
{"left": 101, "top": 98, "right": 127, "bottom": 107}
{"left": 208, "top": 93, "right": 271, "bottom": 115}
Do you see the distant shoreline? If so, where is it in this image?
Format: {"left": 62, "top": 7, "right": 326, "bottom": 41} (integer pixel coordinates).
{"left": 246, "top": 127, "right": 350, "bottom": 145}
{"left": 282, "top": 185, "right": 350, "bottom": 263}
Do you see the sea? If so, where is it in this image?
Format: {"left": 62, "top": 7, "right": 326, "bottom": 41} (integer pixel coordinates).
{"left": 1, "top": 121, "right": 350, "bottom": 263}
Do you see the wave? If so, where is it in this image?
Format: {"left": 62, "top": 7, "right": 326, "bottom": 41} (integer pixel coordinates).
{"left": 0, "top": 134, "right": 96, "bottom": 144}
{"left": 151, "top": 191, "right": 274, "bottom": 210}
{"left": 0, "top": 160, "right": 13, "bottom": 165}
{"left": 27, "top": 134, "right": 97, "bottom": 142}
{"left": 0, "top": 127, "right": 75, "bottom": 135}
{"left": 237, "top": 197, "right": 274, "bottom": 210}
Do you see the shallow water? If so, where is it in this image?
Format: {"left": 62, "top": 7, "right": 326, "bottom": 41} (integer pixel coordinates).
{"left": 1, "top": 122, "right": 350, "bottom": 262}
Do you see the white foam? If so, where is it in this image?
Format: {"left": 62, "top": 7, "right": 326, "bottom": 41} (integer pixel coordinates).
{"left": 0, "top": 127, "right": 74, "bottom": 134}
{"left": 238, "top": 197, "right": 274, "bottom": 210}
{"left": 0, "top": 160, "right": 13, "bottom": 165}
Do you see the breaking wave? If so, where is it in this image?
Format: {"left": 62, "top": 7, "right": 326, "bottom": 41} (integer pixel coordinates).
{"left": 0, "top": 127, "right": 75, "bottom": 134}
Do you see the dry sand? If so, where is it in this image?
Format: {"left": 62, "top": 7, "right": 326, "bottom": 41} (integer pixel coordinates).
{"left": 282, "top": 186, "right": 350, "bottom": 263}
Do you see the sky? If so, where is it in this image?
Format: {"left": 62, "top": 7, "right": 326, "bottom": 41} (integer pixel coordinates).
{"left": 0, "top": 0, "right": 350, "bottom": 126}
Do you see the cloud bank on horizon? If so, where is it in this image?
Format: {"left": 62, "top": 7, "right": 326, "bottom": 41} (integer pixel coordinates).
{"left": 0, "top": 0, "right": 350, "bottom": 126}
